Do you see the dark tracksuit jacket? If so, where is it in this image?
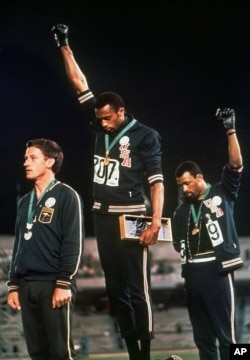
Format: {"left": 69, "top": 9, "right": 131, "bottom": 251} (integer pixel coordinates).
{"left": 77, "top": 89, "right": 164, "bottom": 339}
{"left": 8, "top": 181, "right": 84, "bottom": 289}
{"left": 172, "top": 164, "right": 243, "bottom": 359}
{"left": 7, "top": 181, "right": 84, "bottom": 359}
{"left": 173, "top": 164, "right": 243, "bottom": 275}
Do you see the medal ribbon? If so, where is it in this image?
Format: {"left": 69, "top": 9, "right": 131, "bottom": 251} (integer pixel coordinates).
{"left": 190, "top": 183, "right": 211, "bottom": 226}
{"left": 26, "top": 179, "right": 57, "bottom": 228}
{"left": 104, "top": 118, "right": 137, "bottom": 158}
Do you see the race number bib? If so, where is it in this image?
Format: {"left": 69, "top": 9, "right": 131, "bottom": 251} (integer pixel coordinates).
{"left": 93, "top": 155, "right": 120, "bottom": 186}
{"left": 206, "top": 220, "right": 224, "bottom": 247}
{"left": 180, "top": 240, "right": 186, "bottom": 264}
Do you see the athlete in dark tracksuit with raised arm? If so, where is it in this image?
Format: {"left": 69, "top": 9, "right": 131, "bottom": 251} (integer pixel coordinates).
{"left": 172, "top": 108, "right": 244, "bottom": 360}
{"left": 51, "top": 24, "right": 165, "bottom": 360}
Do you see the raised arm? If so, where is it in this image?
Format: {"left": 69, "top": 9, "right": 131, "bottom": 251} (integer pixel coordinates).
{"left": 51, "top": 24, "right": 88, "bottom": 94}
{"left": 215, "top": 108, "right": 243, "bottom": 169}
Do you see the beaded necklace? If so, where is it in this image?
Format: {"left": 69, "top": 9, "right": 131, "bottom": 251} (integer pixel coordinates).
{"left": 186, "top": 208, "right": 202, "bottom": 260}
{"left": 186, "top": 183, "right": 211, "bottom": 260}
{"left": 190, "top": 184, "right": 211, "bottom": 235}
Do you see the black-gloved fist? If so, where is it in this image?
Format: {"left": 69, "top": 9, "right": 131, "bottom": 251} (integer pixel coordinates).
{"left": 51, "top": 24, "right": 69, "bottom": 47}
{"left": 215, "top": 108, "right": 235, "bottom": 130}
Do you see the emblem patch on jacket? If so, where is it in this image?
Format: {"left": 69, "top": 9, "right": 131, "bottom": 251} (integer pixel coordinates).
{"left": 38, "top": 207, "right": 54, "bottom": 223}
{"left": 203, "top": 197, "right": 224, "bottom": 217}
{"left": 119, "top": 136, "right": 131, "bottom": 167}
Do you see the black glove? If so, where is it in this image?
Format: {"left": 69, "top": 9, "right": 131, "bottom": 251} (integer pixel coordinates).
{"left": 215, "top": 108, "right": 235, "bottom": 130}
{"left": 51, "top": 24, "right": 69, "bottom": 47}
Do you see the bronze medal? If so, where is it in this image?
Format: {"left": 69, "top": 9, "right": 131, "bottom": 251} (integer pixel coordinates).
{"left": 192, "top": 224, "right": 199, "bottom": 235}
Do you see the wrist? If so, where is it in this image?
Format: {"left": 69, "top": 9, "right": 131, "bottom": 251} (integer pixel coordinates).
{"left": 227, "top": 130, "right": 236, "bottom": 136}
{"left": 150, "top": 219, "right": 161, "bottom": 231}
{"left": 60, "top": 39, "right": 69, "bottom": 47}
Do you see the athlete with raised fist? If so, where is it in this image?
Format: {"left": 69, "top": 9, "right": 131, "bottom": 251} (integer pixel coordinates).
{"left": 172, "top": 108, "right": 244, "bottom": 360}
{"left": 51, "top": 24, "right": 165, "bottom": 360}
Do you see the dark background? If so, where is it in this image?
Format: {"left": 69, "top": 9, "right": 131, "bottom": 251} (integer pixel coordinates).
{"left": 1, "top": 0, "right": 250, "bottom": 236}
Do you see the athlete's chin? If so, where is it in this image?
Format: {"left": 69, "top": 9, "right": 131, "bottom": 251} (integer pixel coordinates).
{"left": 184, "top": 194, "right": 196, "bottom": 203}
{"left": 25, "top": 173, "right": 34, "bottom": 180}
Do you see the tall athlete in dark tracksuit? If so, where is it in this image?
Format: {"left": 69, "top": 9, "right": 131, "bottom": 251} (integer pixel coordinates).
{"left": 7, "top": 139, "right": 84, "bottom": 360}
{"left": 172, "top": 108, "right": 243, "bottom": 360}
{"left": 51, "top": 24, "right": 164, "bottom": 360}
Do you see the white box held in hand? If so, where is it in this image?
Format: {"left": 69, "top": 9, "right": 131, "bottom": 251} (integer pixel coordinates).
{"left": 119, "top": 215, "right": 172, "bottom": 242}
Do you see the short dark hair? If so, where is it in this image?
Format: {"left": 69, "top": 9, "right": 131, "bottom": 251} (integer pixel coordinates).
{"left": 175, "top": 160, "right": 203, "bottom": 178}
{"left": 26, "top": 138, "right": 63, "bottom": 174}
{"left": 95, "top": 91, "right": 124, "bottom": 112}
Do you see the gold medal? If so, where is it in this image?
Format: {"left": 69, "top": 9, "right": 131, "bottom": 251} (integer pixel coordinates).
{"left": 103, "top": 151, "right": 110, "bottom": 166}
{"left": 103, "top": 156, "right": 110, "bottom": 166}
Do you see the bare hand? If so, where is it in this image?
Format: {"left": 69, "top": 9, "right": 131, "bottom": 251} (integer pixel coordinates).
{"left": 7, "top": 292, "right": 21, "bottom": 310}
{"left": 52, "top": 288, "right": 72, "bottom": 309}
{"left": 139, "top": 223, "right": 160, "bottom": 245}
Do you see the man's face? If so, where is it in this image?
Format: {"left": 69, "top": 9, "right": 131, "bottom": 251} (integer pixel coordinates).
{"left": 176, "top": 171, "right": 203, "bottom": 202}
{"left": 95, "top": 104, "right": 125, "bottom": 133}
{"left": 23, "top": 146, "right": 53, "bottom": 181}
